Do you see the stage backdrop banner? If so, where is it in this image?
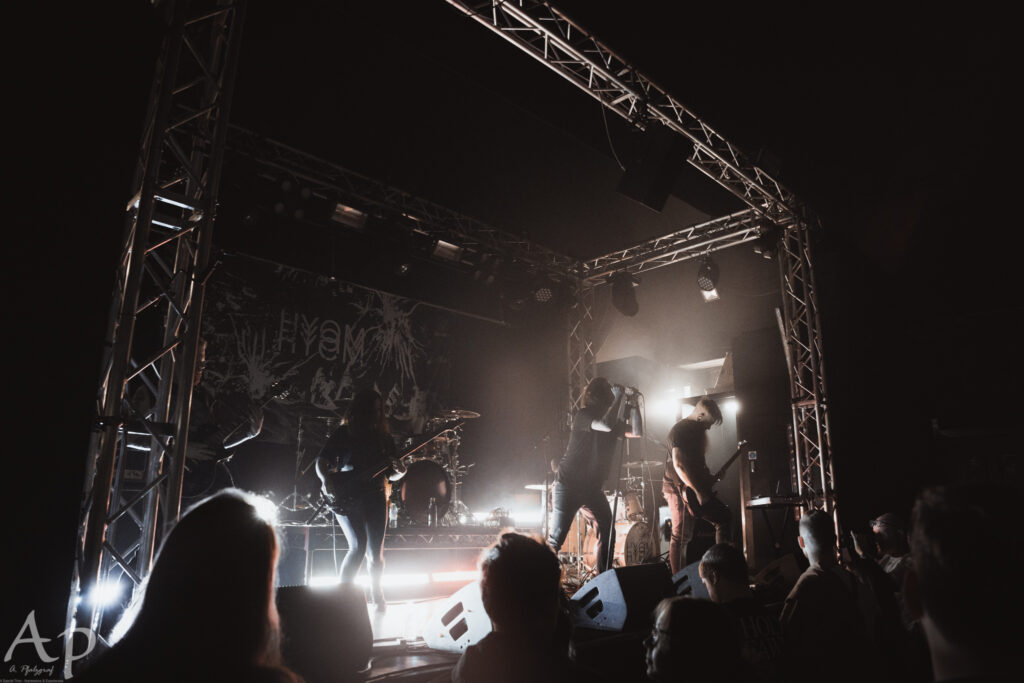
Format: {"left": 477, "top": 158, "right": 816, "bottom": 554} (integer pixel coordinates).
{"left": 200, "top": 255, "right": 453, "bottom": 449}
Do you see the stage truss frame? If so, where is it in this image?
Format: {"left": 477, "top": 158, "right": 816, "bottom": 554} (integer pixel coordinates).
{"left": 443, "top": 0, "right": 834, "bottom": 518}
{"left": 69, "top": 0, "right": 835, "bottom": 663}
{"left": 64, "top": 0, "right": 246, "bottom": 673}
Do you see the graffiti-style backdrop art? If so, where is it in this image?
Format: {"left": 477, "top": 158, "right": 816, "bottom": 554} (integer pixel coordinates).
{"left": 195, "top": 255, "right": 455, "bottom": 499}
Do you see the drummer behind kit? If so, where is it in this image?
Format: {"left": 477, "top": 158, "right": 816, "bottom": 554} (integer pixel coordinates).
{"left": 315, "top": 408, "right": 478, "bottom": 527}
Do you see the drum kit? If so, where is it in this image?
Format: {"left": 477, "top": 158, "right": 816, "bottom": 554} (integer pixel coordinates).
{"left": 392, "top": 409, "right": 478, "bottom": 526}
{"left": 279, "top": 405, "right": 479, "bottom": 528}
{"left": 538, "top": 459, "right": 663, "bottom": 580}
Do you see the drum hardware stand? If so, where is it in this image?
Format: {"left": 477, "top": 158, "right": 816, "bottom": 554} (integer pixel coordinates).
{"left": 280, "top": 414, "right": 308, "bottom": 512}
{"left": 441, "top": 424, "right": 472, "bottom": 525}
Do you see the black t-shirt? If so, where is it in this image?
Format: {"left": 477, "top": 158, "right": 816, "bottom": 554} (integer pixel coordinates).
{"left": 452, "top": 631, "right": 582, "bottom": 683}
{"left": 664, "top": 418, "right": 713, "bottom": 492}
{"left": 779, "top": 565, "right": 870, "bottom": 681}
{"left": 721, "top": 597, "right": 784, "bottom": 683}
{"left": 318, "top": 425, "right": 396, "bottom": 488}
{"left": 556, "top": 407, "right": 620, "bottom": 490}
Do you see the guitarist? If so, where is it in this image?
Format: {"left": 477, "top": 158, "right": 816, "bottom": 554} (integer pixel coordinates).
{"left": 315, "top": 388, "right": 406, "bottom": 610}
{"left": 662, "top": 396, "right": 732, "bottom": 573}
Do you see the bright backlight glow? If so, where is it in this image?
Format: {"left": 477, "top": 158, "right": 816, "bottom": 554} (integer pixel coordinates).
{"left": 511, "top": 510, "right": 543, "bottom": 525}
{"left": 355, "top": 573, "right": 430, "bottom": 588}
{"left": 308, "top": 575, "right": 342, "bottom": 588}
{"left": 431, "top": 571, "right": 480, "bottom": 583}
{"left": 723, "top": 399, "right": 740, "bottom": 414}
{"left": 251, "top": 496, "right": 279, "bottom": 525}
{"left": 650, "top": 398, "right": 682, "bottom": 421}
{"left": 89, "top": 580, "right": 124, "bottom": 607}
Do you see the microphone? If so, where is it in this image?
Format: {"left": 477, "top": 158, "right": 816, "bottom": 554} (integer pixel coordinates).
{"left": 626, "top": 402, "right": 644, "bottom": 439}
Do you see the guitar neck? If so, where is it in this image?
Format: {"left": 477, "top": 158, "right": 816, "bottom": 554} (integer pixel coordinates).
{"left": 713, "top": 441, "right": 750, "bottom": 483}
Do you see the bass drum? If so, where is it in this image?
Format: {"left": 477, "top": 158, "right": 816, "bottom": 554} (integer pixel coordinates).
{"left": 396, "top": 460, "right": 451, "bottom": 525}
{"left": 581, "top": 520, "right": 654, "bottom": 569}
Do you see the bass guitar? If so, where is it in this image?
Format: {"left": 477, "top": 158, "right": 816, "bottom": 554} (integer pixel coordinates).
{"left": 681, "top": 439, "right": 750, "bottom": 514}
{"left": 322, "top": 421, "right": 462, "bottom": 515}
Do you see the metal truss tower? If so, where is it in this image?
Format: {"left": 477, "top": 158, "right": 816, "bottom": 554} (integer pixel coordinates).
{"left": 447, "top": 0, "right": 835, "bottom": 515}
{"left": 64, "top": 0, "right": 245, "bottom": 671}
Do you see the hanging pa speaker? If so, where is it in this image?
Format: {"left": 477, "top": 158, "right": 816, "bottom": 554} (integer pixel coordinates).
{"left": 616, "top": 122, "right": 690, "bottom": 212}
{"left": 276, "top": 584, "right": 372, "bottom": 683}
{"left": 569, "top": 562, "right": 673, "bottom": 632}
{"left": 671, "top": 559, "right": 711, "bottom": 600}
{"left": 421, "top": 580, "right": 492, "bottom": 653}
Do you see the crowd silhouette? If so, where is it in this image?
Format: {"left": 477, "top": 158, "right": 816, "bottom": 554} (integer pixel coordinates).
{"left": 75, "top": 480, "right": 1017, "bottom": 682}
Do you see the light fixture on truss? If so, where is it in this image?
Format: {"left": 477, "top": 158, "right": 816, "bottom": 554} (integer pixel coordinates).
{"left": 697, "top": 256, "right": 720, "bottom": 302}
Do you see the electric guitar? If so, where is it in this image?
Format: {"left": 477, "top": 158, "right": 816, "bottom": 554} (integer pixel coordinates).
{"left": 188, "top": 381, "right": 291, "bottom": 461}
{"left": 680, "top": 440, "right": 750, "bottom": 514}
{"left": 322, "top": 421, "right": 462, "bottom": 515}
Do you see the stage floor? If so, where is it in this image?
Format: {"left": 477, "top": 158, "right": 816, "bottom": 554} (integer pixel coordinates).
{"left": 364, "top": 594, "right": 463, "bottom": 681}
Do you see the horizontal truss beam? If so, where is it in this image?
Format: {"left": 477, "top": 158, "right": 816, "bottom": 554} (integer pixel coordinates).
{"left": 581, "top": 209, "right": 765, "bottom": 284}
{"left": 444, "top": 0, "right": 807, "bottom": 226}
{"left": 227, "top": 126, "right": 579, "bottom": 279}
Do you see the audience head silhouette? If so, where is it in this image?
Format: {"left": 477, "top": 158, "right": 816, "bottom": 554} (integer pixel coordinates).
{"left": 79, "top": 488, "right": 299, "bottom": 682}
{"left": 645, "top": 597, "right": 741, "bottom": 683}
{"left": 906, "top": 482, "right": 1018, "bottom": 680}
{"left": 798, "top": 510, "right": 837, "bottom": 567}
{"left": 870, "top": 512, "right": 908, "bottom": 557}
{"left": 479, "top": 531, "right": 562, "bottom": 637}
{"left": 700, "top": 543, "right": 751, "bottom": 603}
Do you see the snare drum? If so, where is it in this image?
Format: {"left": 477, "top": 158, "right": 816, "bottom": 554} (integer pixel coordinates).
{"left": 395, "top": 460, "right": 451, "bottom": 525}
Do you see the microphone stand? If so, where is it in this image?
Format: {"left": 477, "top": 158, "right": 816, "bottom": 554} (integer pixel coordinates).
{"left": 606, "top": 438, "right": 625, "bottom": 572}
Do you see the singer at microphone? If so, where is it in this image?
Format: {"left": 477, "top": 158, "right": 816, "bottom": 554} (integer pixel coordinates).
{"left": 545, "top": 377, "right": 629, "bottom": 574}
{"left": 621, "top": 386, "right": 644, "bottom": 439}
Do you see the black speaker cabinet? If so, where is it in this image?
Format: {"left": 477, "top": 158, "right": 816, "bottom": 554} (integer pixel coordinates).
{"left": 276, "top": 584, "right": 372, "bottom": 683}
{"left": 616, "top": 122, "right": 690, "bottom": 211}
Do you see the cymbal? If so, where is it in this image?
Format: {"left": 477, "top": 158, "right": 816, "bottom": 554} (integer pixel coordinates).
{"left": 438, "top": 409, "right": 481, "bottom": 419}
{"left": 300, "top": 407, "right": 342, "bottom": 419}
{"left": 623, "top": 460, "right": 663, "bottom": 468}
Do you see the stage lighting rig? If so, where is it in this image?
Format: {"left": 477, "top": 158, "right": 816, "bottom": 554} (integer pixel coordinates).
{"left": 753, "top": 226, "right": 782, "bottom": 260}
{"left": 697, "top": 256, "right": 720, "bottom": 303}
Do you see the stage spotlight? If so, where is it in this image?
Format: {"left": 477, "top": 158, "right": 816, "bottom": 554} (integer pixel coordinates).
{"left": 723, "top": 398, "right": 740, "bottom": 414}
{"left": 753, "top": 227, "right": 782, "bottom": 259}
{"left": 697, "top": 256, "right": 720, "bottom": 302}
{"left": 531, "top": 274, "right": 565, "bottom": 305}
{"left": 330, "top": 202, "right": 368, "bottom": 230}
{"left": 610, "top": 272, "right": 640, "bottom": 316}
{"left": 88, "top": 580, "right": 124, "bottom": 608}
{"left": 432, "top": 239, "right": 464, "bottom": 263}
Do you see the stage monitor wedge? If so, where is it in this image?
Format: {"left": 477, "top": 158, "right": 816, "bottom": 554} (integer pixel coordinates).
{"left": 570, "top": 562, "right": 673, "bottom": 632}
